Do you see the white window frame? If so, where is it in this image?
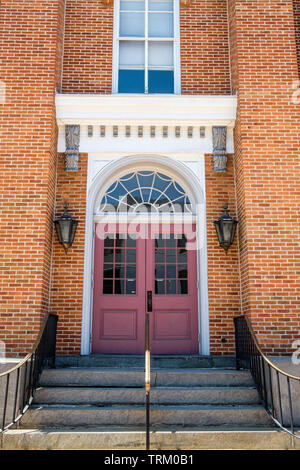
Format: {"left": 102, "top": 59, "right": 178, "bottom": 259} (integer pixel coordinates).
{"left": 112, "top": 0, "right": 181, "bottom": 94}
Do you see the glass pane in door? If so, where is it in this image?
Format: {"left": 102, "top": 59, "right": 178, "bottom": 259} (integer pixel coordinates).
{"left": 154, "top": 234, "right": 188, "bottom": 294}
{"left": 103, "top": 235, "right": 137, "bottom": 294}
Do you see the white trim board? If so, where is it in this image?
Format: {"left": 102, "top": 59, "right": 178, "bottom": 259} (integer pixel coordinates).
{"left": 55, "top": 94, "right": 237, "bottom": 126}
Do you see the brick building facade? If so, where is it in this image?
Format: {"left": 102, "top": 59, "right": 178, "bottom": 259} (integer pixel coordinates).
{"left": 0, "top": 0, "right": 299, "bottom": 357}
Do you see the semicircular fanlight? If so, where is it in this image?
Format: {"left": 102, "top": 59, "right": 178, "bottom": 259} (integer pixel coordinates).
{"left": 98, "top": 171, "right": 193, "bottom": 214}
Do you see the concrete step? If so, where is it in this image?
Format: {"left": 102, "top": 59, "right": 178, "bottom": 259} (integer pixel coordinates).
{"left": 34, "top": 386, "right": 260, "bottom": 405}
{"left": 40, "top": 368, "right": 253, "bottom": 388}
{"left": 1, "top": 427, "right": 292, "bottom": 450}
{"left": 20, "top": 404, "right": 273, "bottom": 427}
{"left": 55, "top": 354, "right": 236, "bottom": 369}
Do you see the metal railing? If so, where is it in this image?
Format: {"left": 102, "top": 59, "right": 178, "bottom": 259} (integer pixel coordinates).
{"left": 0, "top": 313, "right": 58, "bottom": 432}
{"left": 234, "top": 315, "right": 300, "bottom": 438}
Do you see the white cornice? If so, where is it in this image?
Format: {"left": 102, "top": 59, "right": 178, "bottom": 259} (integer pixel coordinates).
{"left": 55, "top": 94, "right": 237, "bottom": 127}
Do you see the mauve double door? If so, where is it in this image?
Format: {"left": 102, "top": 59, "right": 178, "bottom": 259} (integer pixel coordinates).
{"left": 92, "top": 224, "right": 198, "bottom": 354}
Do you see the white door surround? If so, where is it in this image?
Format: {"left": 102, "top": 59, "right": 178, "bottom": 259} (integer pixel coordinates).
{"left": 81, "top": 153, "right": 209, "bottom": 355}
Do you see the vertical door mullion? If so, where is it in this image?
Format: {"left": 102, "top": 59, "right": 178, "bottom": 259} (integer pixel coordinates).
{"left": 145, "top": 0, "right": 148, "bottom": 93}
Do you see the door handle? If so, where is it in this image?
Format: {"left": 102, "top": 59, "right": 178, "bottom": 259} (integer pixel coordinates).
{"left": 147, "top": 291, "right": 152, "bottom": 312}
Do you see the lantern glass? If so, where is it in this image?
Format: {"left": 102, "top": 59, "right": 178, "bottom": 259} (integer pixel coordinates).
{"left": 223, "top": 220, "right": 233, "bottom": 244}
{"left": 60, "top": 218, "right": 72, "bottom": 244}
{"left": 214, "top": 206, "right": 238, "bottom": 254}
{"left": 54, "top": 204, "right": 78, "bottom": 254}
{"left": 214, "top": 221, "right": 222, "bottom": 244}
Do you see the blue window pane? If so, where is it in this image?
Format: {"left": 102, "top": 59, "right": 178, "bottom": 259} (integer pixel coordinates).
{"left": 137, "top": 172, "right": 155, "bottom": 187}
{"left": 118, "top": 70, "right": 145, "bottom": 93}
{"left": 120, "top": 173, "right": 139, "bottom": 191}
{"left": 148, "top": 70, "right": 174, "bottom": 93}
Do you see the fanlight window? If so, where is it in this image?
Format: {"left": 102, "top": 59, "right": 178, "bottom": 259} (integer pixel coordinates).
{"left": 99, "top": 171, "right": 192, "bottom": 214}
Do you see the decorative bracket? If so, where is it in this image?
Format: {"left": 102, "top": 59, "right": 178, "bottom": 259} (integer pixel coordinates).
{"left": 65, "top": 125, "right": 80, "bottom": 172}
{"left": 212, "top": 126, "right": 227, "bottom": 173}
{"left": 103, "top": 0, "right": 113, "bottom": 6}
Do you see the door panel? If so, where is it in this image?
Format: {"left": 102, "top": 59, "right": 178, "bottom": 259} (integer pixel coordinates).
{"left": 153, "top": 310, "right": 191, "bottom": 340}
{"left": 92, "top": 229, "right": 145, "bottom": 353}
{"left": 147, "top": 224, "right": 198, "bottom": 354}
{"left": 100, "top": 310, "right": 138, "bottom": 340}
{"left": 92, "top": 223, "right": 198, "bottom": 354}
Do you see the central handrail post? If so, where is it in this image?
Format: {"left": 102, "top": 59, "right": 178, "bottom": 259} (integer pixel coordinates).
{"left": 145, "top": 290, "right": 152, "bottom": 451}
{"left": 145, "top": 311, "right": 150, "bottom": 451}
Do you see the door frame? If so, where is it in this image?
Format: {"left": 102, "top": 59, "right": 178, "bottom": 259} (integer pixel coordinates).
{"left": 81, "top": 154, "right": 209, "bottom": 355}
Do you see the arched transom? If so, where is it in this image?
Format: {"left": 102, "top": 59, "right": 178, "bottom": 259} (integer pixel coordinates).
{"left": 98, "top": 171, "right": 193, "bottom": 214}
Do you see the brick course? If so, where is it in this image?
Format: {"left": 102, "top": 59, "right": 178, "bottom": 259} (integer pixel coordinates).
{"left": 180, "top": 0, "right": 231, "bottom": 94}
{"left": 62, "top": 0, "right": 114, "bottom": 93}
{"left": 293, "top": 0, "right": 300, "bottom": 74}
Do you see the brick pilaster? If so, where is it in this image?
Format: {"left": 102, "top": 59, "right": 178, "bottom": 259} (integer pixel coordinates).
{"left": 228, "top": 0, "right": 300, "bottom": 353}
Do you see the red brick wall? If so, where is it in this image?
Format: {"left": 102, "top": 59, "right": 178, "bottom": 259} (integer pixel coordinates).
{"left": 180, "top": 0, "right": 231, "bottom": 94}
{"left": 62, "top": 0, "right": 231, "bottom": 94}
{"left": 62, "top": 1, "right": 114, "bottom": 93}
{"left": 0, "top": 0, "right": 65, "bottom": 356}
{"left": 51, "top": 154, "right": 88, "bottom": 355}
{"left": 294, "top": 0, "right": 300, "bottom": 74}
{"left": 205, "top": 155, "right": 240, "bottom": 354}
{"left": 228, "top": 0, "right": 300, "bottom": 354}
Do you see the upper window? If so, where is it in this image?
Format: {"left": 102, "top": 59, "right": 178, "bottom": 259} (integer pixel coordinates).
{"left": 113, "top": 0, "right": 180, "bottom": 94}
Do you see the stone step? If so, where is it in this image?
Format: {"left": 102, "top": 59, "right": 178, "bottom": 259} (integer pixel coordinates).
{"left": 40, "top": 368, "right": 253, "bottom": 388}
{"left": 1, "top": 427, "right": 292, "bottom": 450}
{"left": 20, "top": 404, "right": 273, "bottom": 427}
{"left": 55, "top": 355, "right": 236, "bottom": 369}
{"left": 34, "top": 386, "right": 260, "bottom": 405}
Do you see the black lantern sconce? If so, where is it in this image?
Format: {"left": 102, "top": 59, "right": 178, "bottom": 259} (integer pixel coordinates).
{"left": 214, "top": 205, "right": 238, "bottom": 254}
{"left": 54, "top": 202, "right": 78, "bottom": 255}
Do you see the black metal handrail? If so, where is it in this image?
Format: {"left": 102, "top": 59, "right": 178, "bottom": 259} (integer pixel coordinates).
{"left": 234, "top": 315, "right": 300, "bottom": 438}
{"left": 0, "top": 313, "right": 58, "bottom": 432}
